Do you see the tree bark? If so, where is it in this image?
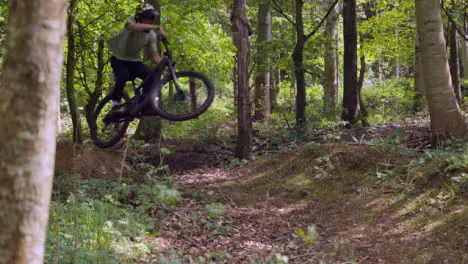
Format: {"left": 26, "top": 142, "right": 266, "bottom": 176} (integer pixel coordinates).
{"left": 342, "top": 0, "right": 360, "bottom": 125}
{"left": 461, "top": 31, "right": 468, "bottom": 79}
{"left": 84, "top": 38, "right": 105, "bottom": 130}
{"left": 135, "top": 0, "right": 162, "bottom": 143}
{"left": 231, "top": 0, "right": 252, "bottom": 159}
{"left": 65, "top": 0, "right": 82, "bottom": 143}
{"left": 449, "top": 23, "right": 462, "bottom": 103}
{"left": 357, "top": 55, "right": 369, "bottom": 126}
{"left": 413, "top": 29, "right": 426, "bottom": 114}
{"left": 293, "top": 0, "right": 307, "bottom": 131}
{"left": 253, "top": 0, "right": 272, "bottom": 122}
{"left": 0, "top": 0, "right": 67, "bottom": 262}
{"left": 323, "top": 0, "right": 339, "bottom": 120}
{"left": 270, "top": 66, "right": 280, "bottom": 112}
{"left": 416, "top": 0, "right": 466, "bottom": 142}
{"left": 233, "top": 55, "right": 238, "bottom": 112}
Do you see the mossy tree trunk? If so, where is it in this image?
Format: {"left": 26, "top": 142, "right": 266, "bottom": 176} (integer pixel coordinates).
{"left": 65, "top": 0, "right": 82, "bottom": 143}
{"left": 231, "top": 0, "right": 252, "bottom": 159}
{"left": 323, "top": 0, "right": 339, "bottom": 120}
{"left": 253, "top": 0, "right": 272, "bottom": 122}
{"left": 449, "top": 22, "right": 462, "bottom": 104}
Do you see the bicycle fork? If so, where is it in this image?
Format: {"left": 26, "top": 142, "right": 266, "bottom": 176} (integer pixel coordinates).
{"left": 168, "top": 63, "right": 186, "bottom": 102}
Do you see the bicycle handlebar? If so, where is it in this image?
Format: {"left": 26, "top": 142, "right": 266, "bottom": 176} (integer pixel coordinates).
{"left": 161, "top": 36, "right": 169, "bottom": 47}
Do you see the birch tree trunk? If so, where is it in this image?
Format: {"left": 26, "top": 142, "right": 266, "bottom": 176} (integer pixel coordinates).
{"left": 231, "top": 0, "right": 252, "bottom": 159}
{"left": 0, "top": 0, "right": 67, "bottom": 262}
{"left": 415, "top": 0, "right": 466, "bottom": 142}
{"left": 323, "top": 0, "right": 339, "bottom": 120}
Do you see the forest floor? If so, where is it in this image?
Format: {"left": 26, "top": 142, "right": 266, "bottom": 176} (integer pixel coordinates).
{"left": 55, "top": 119, "right": 468, "bottom": 264}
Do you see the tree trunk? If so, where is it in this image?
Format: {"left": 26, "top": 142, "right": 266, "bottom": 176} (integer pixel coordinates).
{"left": 416, "top": 0, "right": 466, "bottom": 142}
{"left": 395, "top": 26, "right": 400, "bottom": 79}
{"left": 461, "top": 31, "right": 468, "bottom": 79}
{"left": 135, "top": 0, "right": 162, "bottom": 143}
{"left": 0, "top": 0, "right": 67, "bottom": 262}
{"left": 231, "top": 0, "right": 252, "bottom": 159}
{"left": 323, "top": 0, "right": 339, "bottom": 120}
{"left": 293, "top": 0, "right": 307, "bottom": 132}
{"left": 413, "top": 29, "right": 426, "bottom": 114}
{"left": 85, "top": 38, "right": 105, "bottom": 131}
{"left": 65, "top": 0, "right": 82, "bottom": 143}
{"left": 356, "top": 1, "right": 374, "bottom": 126}
{"left": 342, "top": 0, "right": 360, "bottom": 125}
{"left": 270, "top": 66, "right": 280, "bottom": 112}
{"left": 233, "top": 55, "right": 238, "bottom": 112}
{"left": 357, "top": 55, "right": 369, "bottom": 126}
{"left": 449, "top": 23, "right": 462, "bottom": 103}
{"left": 253, "top": 0, "right": 272, "bottom": 122}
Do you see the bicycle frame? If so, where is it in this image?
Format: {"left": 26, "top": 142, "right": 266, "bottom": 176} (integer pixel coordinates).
{"left": 128, "top": 47, "right": 180, "bottom": 117}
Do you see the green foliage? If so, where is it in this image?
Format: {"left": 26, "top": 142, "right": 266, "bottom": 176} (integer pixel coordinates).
{"left": 204, "top": 203, "right": 227, "bottom": 218}
{"left": 163, "top": 4, "right": 235, "bottom": 84}
{"left": 200, "top": 218, "right": 232, "bottom": 237}
{"left": 359, "top": 0, "right": 415, "bottom": 69}
{"left": 46, "top": 190, "right": 156, "bottom": 262}
{"left": 163, "top": 98, "right": 233, "bottom": 140}
{"left": 201, "top": 203, "right": 230, "bottom": 237}
{"left": 304, "top": 142, "right": 321, "bottom": 154}
{"left": 385, "top": 128, "right": 405, "bottom": 145}
{"left": 363, "top": 78, "right": 415, "bottom": 122}
{"left": 47, "top": 166, "right": 179, "bottom": 262}
{"left": 296, "top": 225, "right": 318, "bottom": 248}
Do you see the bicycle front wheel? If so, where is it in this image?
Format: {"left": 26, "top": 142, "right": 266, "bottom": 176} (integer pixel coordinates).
{"left": 151, "top": 71, "right": 214, "bottom": 121}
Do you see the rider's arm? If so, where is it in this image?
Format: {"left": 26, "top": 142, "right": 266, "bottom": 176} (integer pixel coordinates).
{"left": 152, "top": 52, "right": 161, "bottom": 64}
{"left": 147, "top": 31, "right": 161, "bottom": 64}
{"left": 125, "top": 17, "right": 166, "bottom": 36}
{"left": 126, "top": 23, "right": 161, "bottom": 32}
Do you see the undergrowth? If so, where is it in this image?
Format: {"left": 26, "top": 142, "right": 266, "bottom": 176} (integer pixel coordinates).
{"left": 46, "top": 159, "right": 180, "bottom": 263}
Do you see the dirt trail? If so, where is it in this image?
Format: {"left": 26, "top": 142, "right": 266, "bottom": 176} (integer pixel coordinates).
{"left": 155, "top": 144, "right": 468, "bottom": 264}
{"left": 54, "top": 121, "right": 468, "bottom": 263}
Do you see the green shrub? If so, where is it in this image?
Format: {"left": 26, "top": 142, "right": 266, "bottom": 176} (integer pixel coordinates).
{"left": 362, "top": 78, "right": 415, "bottom": 122}
{"left": 46, "top": 173, "right": 180, "bottom": 263}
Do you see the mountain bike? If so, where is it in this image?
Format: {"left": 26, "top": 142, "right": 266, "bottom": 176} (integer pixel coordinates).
{"left": 89, "top": 37, "right": 215, "bottom": 148}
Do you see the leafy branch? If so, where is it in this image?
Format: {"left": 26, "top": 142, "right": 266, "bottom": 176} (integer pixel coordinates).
{"left": 271, "top": 0, "right": 297, "bottom": 27}
{"left": 441, "top": 0, "right": 468, "bottom": 42}
{"left": 305, "top": 0, "right": 339, "bottom": 40}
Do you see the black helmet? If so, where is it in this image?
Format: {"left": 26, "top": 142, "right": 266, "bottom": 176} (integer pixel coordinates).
{"left": 136, "top": 5, "right": 159, "bottom": 21}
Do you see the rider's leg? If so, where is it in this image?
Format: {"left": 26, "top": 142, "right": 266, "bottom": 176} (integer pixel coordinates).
{"left": 110, "top": 57, "right": 131, "bottom": 106}
{"left": 129, "top": 61, "right": 153, "bottom": 98}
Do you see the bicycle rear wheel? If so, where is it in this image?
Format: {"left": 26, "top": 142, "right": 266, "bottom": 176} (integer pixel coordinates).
{"left": 90, "top": 95, "right": 130, "bottom": 148}
{"left": 151, "top": 71, "right": 214, "bottom": 121}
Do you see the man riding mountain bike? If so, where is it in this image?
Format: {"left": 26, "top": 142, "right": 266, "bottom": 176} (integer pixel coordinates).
{"left": 106, "top": 5, "right": 166, "bottom": 119}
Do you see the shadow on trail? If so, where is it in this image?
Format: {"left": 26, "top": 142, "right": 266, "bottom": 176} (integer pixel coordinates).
{"left": 161, "top": 144, "right": 468, "bottom": 263}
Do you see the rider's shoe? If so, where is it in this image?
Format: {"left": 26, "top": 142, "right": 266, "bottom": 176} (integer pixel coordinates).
{"left": 103, "top": 104, "right": 131, "bottom": 124}
{"left": 175, "top": 90, "right": 187, "bottom": 102}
